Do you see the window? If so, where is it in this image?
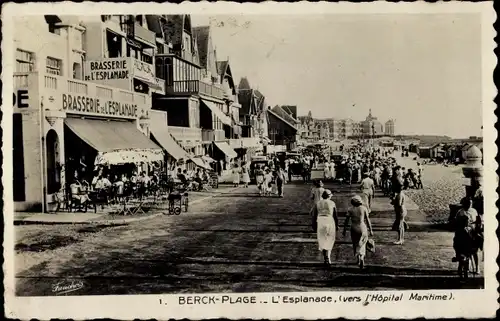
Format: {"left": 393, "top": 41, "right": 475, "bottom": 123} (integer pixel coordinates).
{"left": 141, "top": 52, "right": 153, "bottom": 64}
{"left": 156, "top": 42, "right": 164, "bottom": 54}
{"left": 73, "top": 62, "right": 83, "bottom": 79}
{"left": 106, "top": 30, "right": 122, "bottom": 58}
{"left": 16, "top": 49, "right": 35, "bottom": 72}
{"left": 46, "top": 57, "right": 62, "bottom": 75}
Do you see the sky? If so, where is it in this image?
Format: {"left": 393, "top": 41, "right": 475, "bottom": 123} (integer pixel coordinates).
{"left": 192, "top": 14, "right": 483, "bottom": 138}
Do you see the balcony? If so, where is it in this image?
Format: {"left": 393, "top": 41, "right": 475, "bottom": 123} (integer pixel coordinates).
{"left": 168, "top": 126, "right": 202, "bottom": 148}
{"left": 202, "top": 129, "right": 225, "bottom": 142}
{"left": 123, "top": 21, "right": 156, "bottom": 47}
{"left": 13, "top": 72, "right": 148, "bottom": 118}
{"left": 166, "top": 80, "right": 225, "bottom": 99}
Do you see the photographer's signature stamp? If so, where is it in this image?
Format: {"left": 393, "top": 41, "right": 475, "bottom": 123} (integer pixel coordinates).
{"left": 51, "top": 280, "right": 84, "bottom": 295}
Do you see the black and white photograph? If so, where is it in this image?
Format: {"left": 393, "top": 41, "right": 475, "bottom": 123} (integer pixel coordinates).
{"left": 3, "top": 2, "right": 497, "bottom": 320}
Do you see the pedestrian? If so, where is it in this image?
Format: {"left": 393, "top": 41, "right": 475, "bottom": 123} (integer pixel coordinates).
{"left": 241, "top": 162, "right": 250, "bottom": 188}
{"left": 275, "top": 166, "right": 286, "bottom": 197}
{"left": 313, "top": 189, "right": 339, "bottom": 266}
{"left": 452, "top": 197, "right": 481, "bottom": 274}
{"left": 255, "top": 165, "right": 265, "bottom": 196}
{"left": 310, "top": 180, "right": 325, "bottom": 215}
{"left": 324, "top": 160, "right": 332, "bottom": 181}
{"left": 232, "top": 164, "right": 240, "bottom": 187}
{"left": 263, "top": 168, "right": 273, "bottom": 196}
{"left": 392, "top": 187, "right": 408, "bottom": 245}
{"left": 343, "top": 195, "right": 374, "bottom": 269}
{"left": 360, "top": 172, "right": 375, "bottom": 213}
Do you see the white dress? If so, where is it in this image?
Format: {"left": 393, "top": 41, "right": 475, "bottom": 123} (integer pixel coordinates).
{"left": 310, "top": 187, "right": 325, "bottom": 214}
{"left": 316, "top": 199, "right": 337, "bottom": 251}
{"left": 232, "top": 168, "right": 241, "bottom": 184}
{"left": 241, "top": 167, "right": 250, "bottom": 183}
{"left": 324, "top": 163, "right": 331, "bottom": 179}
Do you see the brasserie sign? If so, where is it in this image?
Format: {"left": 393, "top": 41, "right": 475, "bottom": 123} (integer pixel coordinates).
{"left": 85, "top": 59, "right": 129, "bottom": 81}
{"left": 62, "top": 93, "right": 138, "bottom": 118}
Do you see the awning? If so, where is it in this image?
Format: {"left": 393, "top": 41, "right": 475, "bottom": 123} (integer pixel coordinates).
{"left": 214, "top": 141, "right": 238, "bottom": 159}
{"left": 202, "top": 155, "right": 216, "bottom": 163}
{"left": 190, "top": 156, "right": 211, "bottom": 170}
{"left": 149, "top": 113, "right": 189, "bottom": 160}
{"left": 201, "top": 99, "right": 232, "bottom": 125}
{"left": 64, "top": 118, "right": 163, "bottom": 165}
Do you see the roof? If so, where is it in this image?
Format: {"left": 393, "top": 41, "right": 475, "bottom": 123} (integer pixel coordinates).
{"left": 192, "top": 26, "right": 210, "bottom": 69}
{"left": 254, "top": 90, "right": 266, "bottom": 112}
{"left": 165, "top": 15, "right": 185, "bottom": 47}
{"left": 216, "top": 60, "right": 229, "bottom": 78}
{"left": 238, "top": 77, "right": 251, "bottom": 90}
{"left": 238, "top": 89, "right": 254, "bottom": 115}
{"left": 267, "top": 109, "right": 298, "bottom": 131}
{"left": 272, "top": 105, "right": 300, "bottom": 124}
{"left": 145, "top": 15, "right": 163, "bottom": 37}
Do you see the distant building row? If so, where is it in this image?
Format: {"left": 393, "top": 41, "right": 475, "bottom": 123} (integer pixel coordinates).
{"left": 297, "top": 109, "right": 395, "bottom": 142}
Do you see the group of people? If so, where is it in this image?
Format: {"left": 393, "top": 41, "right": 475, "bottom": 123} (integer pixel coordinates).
{"left": 253, "top": 164, "right": 287, "bottom": 197}
{"left": 68, "top": 169, "right": 163, "bottom": 208}
{"left": 309, "top": 180, "right": 374, "bottom": 269}
{"left": 174, "top": 167, "right": 212, "bottom": 191}
{"left": 307, "top": 147, "right": 416, "bottom": 269}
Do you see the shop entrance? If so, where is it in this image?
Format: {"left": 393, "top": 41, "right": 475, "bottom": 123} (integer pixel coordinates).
{"left": 46, "top": 129, "right": 61, "bottom": 194}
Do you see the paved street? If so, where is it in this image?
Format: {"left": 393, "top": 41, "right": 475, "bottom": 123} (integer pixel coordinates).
{"left": 15, "top": 181, "right": 483, "bottom": 296}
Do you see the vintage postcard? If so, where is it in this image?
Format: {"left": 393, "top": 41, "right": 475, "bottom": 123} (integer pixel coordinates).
{"left": 2, "top": 1, "right": 498, "bottom": 319}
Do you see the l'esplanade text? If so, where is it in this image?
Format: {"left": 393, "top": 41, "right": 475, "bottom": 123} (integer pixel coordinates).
{"left": 62, "top": 93, "right": 138, "bottom": 118}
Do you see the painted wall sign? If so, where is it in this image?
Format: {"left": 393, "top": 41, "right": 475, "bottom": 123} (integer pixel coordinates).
{"left": 62, "top": 93, "right": 138, "bottom": 118}
{"left": 85, "top": 59, "right": 129, "bottom": 81}
{"left": 133, "top": 59, "right": 155, "bottom": 84}
{"left": 13, "top": 90, "right": 29, "bottom": 108}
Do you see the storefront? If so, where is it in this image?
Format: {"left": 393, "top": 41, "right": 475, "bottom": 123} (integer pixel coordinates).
{"left": 13, "top": 71, "right": 162, "bottom": 212}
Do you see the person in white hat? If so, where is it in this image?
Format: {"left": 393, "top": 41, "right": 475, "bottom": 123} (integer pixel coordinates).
{"left": 313, "top": 189, "right": 339, "bottom": 266}
{"left": 343, "top": 195, "right": 374, "bottom": 269}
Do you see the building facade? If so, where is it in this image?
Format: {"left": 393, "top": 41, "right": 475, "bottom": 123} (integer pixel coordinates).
{"left": 385, "top": 119, "right": 395, "bottom": 136}
{"left": 297, "top": 109, "right": 390, "bottom": 140}
{"left": 13, "top": 15, "right": 164, "bottom": 211}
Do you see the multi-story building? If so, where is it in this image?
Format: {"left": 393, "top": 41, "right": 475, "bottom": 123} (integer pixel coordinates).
{"left": 385, "top": 119, "right": 395, "bottom": 136}
{"left": 152, "top": 16, "right": 239, "bottom": 172}
{"left": 361, "top": 109, "right": 384, "bottom": 137}
{"left": 267, "top": 106, "right": 298, "bottom": 151}
{"left": 235, "top": 77, "right": 266, "bottom": 160}
{"left": 13, "top": 15, "right": 165, "bottom": 211}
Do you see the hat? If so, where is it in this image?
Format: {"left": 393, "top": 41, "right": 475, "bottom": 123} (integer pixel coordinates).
{"left": 322, "top": 189, "right": 333, "bottom": 199}
{"left": 351, "top": 195, "right": 363, "bottom": 206}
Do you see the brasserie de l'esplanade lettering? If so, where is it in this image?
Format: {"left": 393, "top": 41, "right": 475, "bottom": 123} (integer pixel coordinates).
{"left": 62, "top": 93, "right": 138, "bottom": 118}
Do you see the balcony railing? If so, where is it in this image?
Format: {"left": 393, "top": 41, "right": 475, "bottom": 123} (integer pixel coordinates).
{"left": 202, "top": 129, "right": 225, "bottom": 142}
{"left": 168, "top": 126, "right": 202, "bottom": 144}
{"left": 166, "top": 80, "right": 225, "bottom": 99}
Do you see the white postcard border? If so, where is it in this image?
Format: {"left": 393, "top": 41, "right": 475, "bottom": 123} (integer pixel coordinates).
{"left": 2, "top": 1, "right": 498, "bottom": 319}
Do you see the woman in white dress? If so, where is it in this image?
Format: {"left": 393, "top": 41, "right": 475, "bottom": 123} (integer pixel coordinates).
{"left": 232, "top": 164, "right": 240, "bottom": 187}
{"left": 324, "top": 161, "right": 332, "bottom": 181}
{"left": 313, "top": 189, "right": 339, "bottom": 266}
{"left": 241, "top": 162, "right": 251, "bottom": 188}
{"left": 263, "top": 168, "right": 273, "bottom": 196}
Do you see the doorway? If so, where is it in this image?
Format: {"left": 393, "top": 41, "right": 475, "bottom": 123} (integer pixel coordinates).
{"left": 46, "top": 129, "right": 61, "bottom": 194}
